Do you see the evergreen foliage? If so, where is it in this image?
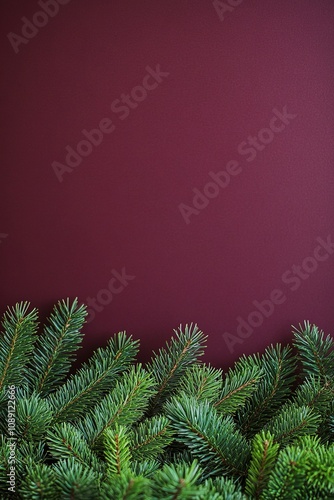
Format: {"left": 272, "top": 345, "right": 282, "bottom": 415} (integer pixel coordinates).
{"left": 0, "top": 300, "right": 333, "bottom": 499}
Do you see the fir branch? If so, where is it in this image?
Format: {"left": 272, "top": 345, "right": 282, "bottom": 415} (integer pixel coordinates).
{"left": 264, "top": 445, "right": 309, "bottom": 499}
{"left": 214, "top": 365, "right": 262, "bottom": 415}
{"left": 305, "top": 442, "right": 334, "bottom": 497}
{"left": 103, "top": 425, "right": 132, "bottom": 477}
{"left": 49, "top": 332, "right": 139, "bottom": 422}
{"left": 76, "top": 364, "right": 156, "bottom": 448}
{"left": 19, "top": 463, "right": 57, "bottom": 500}
{"left": 204, "top": 476, "right": 246, "bottom": 500}
{"left": 47, "top": 423, "right": 104, "bottom": 474}
{"left": 130, "top": 415, "right": 174, "bottom": 461}
{"left": 100, "top": 472, "right": 151, "bottom": 500}
{"left": 151, "top": 460, "right": 202, "bottom": 499}
{"left": 146, "top": 324, "right": 207, "bottom": 414}
{"left": 293, "top": 321, "right": 334, "bottom": 381}
{"left": 52, "top": 458, "right": 100, "bottom": 499}
{"left": 265, "top": 404, "right": 321, "bottom": 447}
{"left": 235, "top": 344, "right": 296, "bottom": 437}
{"left": 245, "top": 431, "right": 279, "bottom": 499}
{"left": 292, "top": 375, "right": 334, "bottom": 417}
{"left": 0, "top": 302, "right": 38, "bottom": 391}
{"left": 263, "top": 437, "right": 334, "bottom": 499}
{"left": 16, "top": 392, "right": 53, "bottom": 442}
{"left": 165, "top": 394, "right": 250, "bottom": 477}
{"left": 27, "top": 298, "right": 87, "bottom": 396}
{"left": 179, "top": 364, "right": 223, "bottom": 403}
{"left": 131, "top": 459, "right": 160, "bottom": 478}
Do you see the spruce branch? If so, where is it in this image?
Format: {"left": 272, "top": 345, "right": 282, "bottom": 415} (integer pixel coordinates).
{"left": 131, "top": 459, "right": 160, "bottom": 478}
{"left": 292, "top": 375, "right": 334, "bottom": 417}
{"left": 264, "top": 404, "right": 321, "bottom": 447}
{"left": 293, "top": 321, "right": 334, "bottom": 381}
{"left": 204, "top": 476, "right": 246, "bottom": 500}
{"left": 151, "top": 459, "right": 203, "bottom": 500}
{"left": 146, "top": 324, "right": 207, "bottom": 414}
{"left": 179, "top": 364, "right": 223, "bottom": 403}
{"left": 16, "top": 392, "right": 53, "bottom": 442}
{"left": 130, "top": 415, "right": 174, "bottom": 461}
{"left": 52, "top": 458, "right": 100, "bottom": 499}
{"left": 49, "top": 332, "right": 139, "bottom": 422}
{"left": 76, "top": 364, "right": 156, "bottom": 448}
{"left": 103, "top": 424, "right": 132, "bottom": 477}
{"left": 100, "top": 472, "right": 151, "bottom": 500}
{"left": 165, "top": 394, "right": 250, "bottom": 477}
{"left": 47, "top": 422, "right": 104, "bottom": 474}
{"left": 245, "top": 431, "right": 279, "bottom": 499}
{"left": 27, "top": 298, "right": 87, "bottom": 396}
{"left": 0, "top": 302, "right": 38, "bottom": 391}
{"left": 214, "top": 364, "right": 262, "bottom": 415}
{"left": 264, "top": 445, "right": 309, "bottom": 499}
{"left": 264, "top": 436, "right": 334, "bottom": 499}
{"left": 19, "top": 463, "right": 57, "bottom": 500}
{"left": 236, "top": 344, "right": 296, "bottom": 437}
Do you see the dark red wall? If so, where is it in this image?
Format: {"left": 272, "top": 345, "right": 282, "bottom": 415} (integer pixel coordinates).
{"left": 1, "top": 0, "right": 334, "bottom": 369}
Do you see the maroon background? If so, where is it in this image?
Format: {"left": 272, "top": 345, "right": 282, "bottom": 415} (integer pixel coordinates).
{"left": 1, "top": 0, "right": 334, "bottom": 369}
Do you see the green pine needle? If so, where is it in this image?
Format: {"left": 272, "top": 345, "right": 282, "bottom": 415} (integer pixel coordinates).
{"left": 27, "top": 298, "right": 87, "bottom": 396}
{"left": 245, "top": 431, "right": 280, "bottom": 498}
{"left": 292, "top": 375, "right": 334, "bottom": 417}
{"left": 130, "top": 415, "right": 174, "bottom": 461}
{"left": 0, "top": 302, "right": 38, "bottom": 391}
{"left": 52, "top": 458, "right": 100, "bottom": 499}
{"left": 265, "top": 404, "right": 321, "bottom": 447}
{"left": 151, "top": 459, "right": 202, "bottom": 500}
{"left": 165, "top": 394, "right": 250, "bottom": 476}
{"left": 104, "top": 424, "right": 132, "bottom": 477}
{"left": 19, "top": 463, "right": 57, "bottom": 500}
{"left": 293, "top": 321, "right": 334, "bottom": 381}
{"left": 147, "top": 324, "right": 207, "bottom": 414}
{"left": 179, "top": 364, "right": 223, "bottom": 403}
{"left": 214, "top": 364, "right": 262, "bottom": 415}
{"left": 49, "top": 332, "right": 139, "bottom": 422}
{"left": 47, "top": 422, "right": 104, "bottom": 473}
{"left": 100, "top": 471, "right": 151, "bottom": 500}
{"left": 76, "top": 364, "right": 156, "bottom": 448}
{"left": 15, "top": 392, "right": 53, "bottom": 442}
{"left": 236, "top": 344, "right": 296, "bottom": 437}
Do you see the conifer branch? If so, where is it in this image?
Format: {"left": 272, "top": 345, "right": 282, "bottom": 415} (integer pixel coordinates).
{"left": 265, "top": 404, "right": 321, "bottom": 446}
{"left": 245, "top": 431, "right": 279, "bottom": 498}
{"left": 104, "top": 425, "right": 132, "bottom": 477}
{"left": 130, "top": 415, "right": 174, "bottom": 461}
{"left": 165, "top": 395, "right": 250, "bottom": 476}
{"left": 236, "top": 345, "right": 296, "bottom": 437}
{"left": 293, "top": 321, "right": 334, "bottom": 381}
{"left": 49, "top": 332, "right": 139, "bottom": 422}
{"left": 214, "top": 365, "right": 262, "bottom": 415}
{"left": 146, "top": 324, "right": 207, "bottom": 414}
{"left": 47, "top": 423, "right": 104, "bottom": 474}
{"left": 27, "top": 298, "right": 87, "bottom": 396}
{"left": 0, "top": 302, "right": 38, "bottom": 391}
{"left": 76, "top": 364, "right": 156, "bottom": 448}
{"left": 179, "top": 364, "right": 223, "bottom": 403}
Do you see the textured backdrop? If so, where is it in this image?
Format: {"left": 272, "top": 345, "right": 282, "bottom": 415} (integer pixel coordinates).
{"left": 1, "top": 0, "right": 334, "bottom": 368}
